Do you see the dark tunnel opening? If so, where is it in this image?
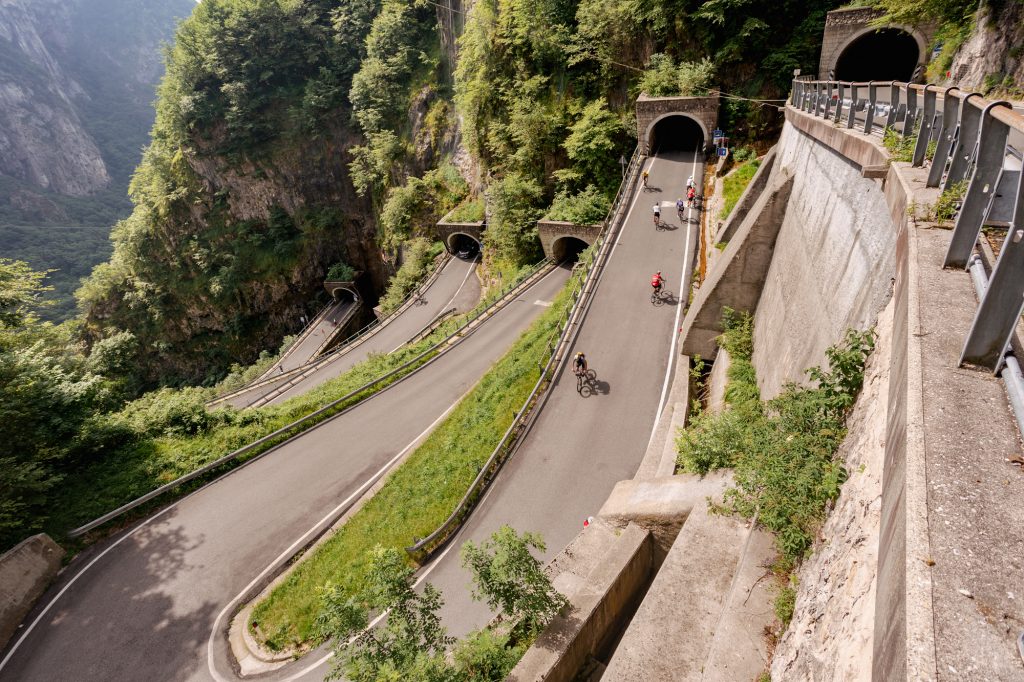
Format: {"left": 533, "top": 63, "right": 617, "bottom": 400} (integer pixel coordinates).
{"left": 649, "top": 115, "right": 705, "bottom": 153}
{"left": 330, "top": 286, "right": 358, "bottom": 304}
{"left": 835, "top": 29, "right": 920, "bottom": 82}
{"left": 552, "top": 236, "right": 589, "bottom": 264}
{"left": 448, "top": 233, "right": 481, "bottom": 259}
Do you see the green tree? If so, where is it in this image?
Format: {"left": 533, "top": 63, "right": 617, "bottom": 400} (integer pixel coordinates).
{"left": 0, "top": 258, "right": 51, "bottom": 332}
{"left": 559, "top": 98, "right": 626, "bottom": 193}
{"left": 486, "top": 173, "right": 544, "bottom": 266}
{"left": 318, "top": 546, "right": 454, "bottom": 682}
{"left": 460, "top": 525, "right": 567, "bottom": 638}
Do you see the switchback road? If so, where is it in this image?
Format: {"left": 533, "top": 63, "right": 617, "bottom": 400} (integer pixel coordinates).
{"left": 0, "top": 264, "right": 566, "bottom": 682}
{"left": 221, "top": 254, "right": 481, "bottom": 409}
{"left": 423, "top": 150, "right": 702, "bottom": 638}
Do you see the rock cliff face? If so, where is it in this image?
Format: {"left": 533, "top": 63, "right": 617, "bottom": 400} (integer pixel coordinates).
{"left": 0, "top": 0, "right": 193, "bottom": 220}
{"left": 947, "top": 2, "right": 1024, "bottom": 93}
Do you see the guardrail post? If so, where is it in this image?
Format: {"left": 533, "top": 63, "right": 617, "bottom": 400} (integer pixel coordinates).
{"left": 944, "top": 104, "right": 1012, "bottom": 268}
{"left": 960, "top": 167, "right": 1024, "bottom": 370}
{"left": 902, "top": 84, "right": 918, "bottom": 137}
{"left": 834, "top": 83, "right": 846, "bottom": 123}
{"left": 926, "top": 87, "right": 963, "bottom": 187}
{"left": 846, "top": 84, "right": 859, "bottom": 129}
{"left": 944, "top": 93, "right": 984, "bottom": 189}
{"left": 863, "top": 83, "right": 877, "bottom": 134}
{"left": 823, "top": 82, "right": 834, "bottom": 119}
{"left": 912, "top": 85, "right": 937, "bottom": 167}
{"left": 885, "top": 82, "right": 900, "bottom": 130}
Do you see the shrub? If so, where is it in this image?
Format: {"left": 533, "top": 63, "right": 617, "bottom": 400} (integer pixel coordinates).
{"left": 544, "top": 185, "right": 610, "bottom": 225}
{"left": 326, "top": 261, "right": 356, "bottom": 282}
{"left": 445, "top": 197, "right": 486, "bottom": 223}
{"left": 882, "top": 126, "right": 916, "bottom": 163}
{"left": 377, "top": 238, "right": 445, "bottom": 315}
{"left": 677, "top": 310, "right": 876, "bottom": 565}
{"left": 638, "top": 54, "right": 715, "bottom": 97}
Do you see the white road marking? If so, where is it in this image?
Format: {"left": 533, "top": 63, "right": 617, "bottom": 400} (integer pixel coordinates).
{"left": 207, "top": 397, "right": 467, "bottom": 682}
{"left": 387, "top": 255, "right": 479, "bottom": 354}
{"left": 649, "top": 146, "right": 701, "bottom": 444}
{"left": 534, "top": 300, "right": 552, "bottom": 307}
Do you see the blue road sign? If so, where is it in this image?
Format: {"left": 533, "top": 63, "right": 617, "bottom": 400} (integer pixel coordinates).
{"left": 717, "top": 147, "right": 728, "bottom": 157}
{"left": 713, "top": 129, "right": 724, "bottom": 138}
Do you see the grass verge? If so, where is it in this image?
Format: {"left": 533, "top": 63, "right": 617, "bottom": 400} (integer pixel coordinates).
{"left": 719, "top": 159, "right": 761, "bottom": 221}
{"left": 248, "top": 265, "right": 579, "bottom": 651}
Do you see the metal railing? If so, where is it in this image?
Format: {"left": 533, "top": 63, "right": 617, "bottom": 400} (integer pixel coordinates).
{"left": 67, "top": 257, "right": 557, "bottom": 539}
{"left": 406, "top": 145, "right": 645, "bottom": 562}
{"left": 209, "top": 253, "right": 454, "bottom": 407}
{"left": 791, "top": 79, "right": 1024, "bottom": 371}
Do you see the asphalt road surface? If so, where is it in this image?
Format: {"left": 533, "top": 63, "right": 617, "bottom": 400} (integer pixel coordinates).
{"left": 422, "top": 149, "right": 703, "bottom": 638}
{"left": 222, "top": 255, "right": 481, "bottom": 409}
{"left": 0, "top": 264, "right": 568, "bottom": 682}
{"left": 275, "top": 299, "right": 358, "bottom": 373}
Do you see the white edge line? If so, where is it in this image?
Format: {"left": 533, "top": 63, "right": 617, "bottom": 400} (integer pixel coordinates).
{"left": 649, "top": 147, "right": 701, "bottom": 443}
{"left": 387, "top": 254, "right": 479, "bottom": 354}
{"left": 207, "top": 397, "right": 466, "bottom": 682}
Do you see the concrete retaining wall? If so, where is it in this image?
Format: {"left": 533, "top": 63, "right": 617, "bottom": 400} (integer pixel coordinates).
{"left": 751, "top": 120, "right": 897, "bottom": 398}
{"left": 0, "top": 534, "right": 63, "bottom": 650}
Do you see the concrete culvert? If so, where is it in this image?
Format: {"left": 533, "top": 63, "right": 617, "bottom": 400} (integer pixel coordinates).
{"left": 649, "top": 115, "right": 705, "bottom": 153}
{"left": 835, "top": 28, "right": 920, "bottom": 82}
{"left": 552, "top": 236, "right": 589, "bottom": 264}
{"left": 448, "top": 233, "right": 481, "bottom": 259}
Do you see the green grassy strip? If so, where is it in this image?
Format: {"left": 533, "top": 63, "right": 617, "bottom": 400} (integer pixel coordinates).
{"left": 719, "top": 159, "right": 761, "bottom": 221}
{"left": 248, "top": 269, "right": 578, "bottom": 652}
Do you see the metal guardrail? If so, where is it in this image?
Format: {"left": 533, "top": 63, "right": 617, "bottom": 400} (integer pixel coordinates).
{"left": 790, "top": 79, "right": 1024, "bottom": 375}
{"left": 405, "top": 145, "right": 645, "bottom": 562}
{"left": 209, "top": 253, "right": 453, "bottom": 407}
{"left": 406, "top": 307, "right": 458, "bottom": 345}
{"left": 67, "top": 257, "right": 556, "bottom": 539}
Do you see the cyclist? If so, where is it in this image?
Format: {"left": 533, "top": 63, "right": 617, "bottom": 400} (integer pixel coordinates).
{"left": 686, "top": 185, "right": 696, "bottom": 208}
{"left": 651, "top": 271, "right": 664, "bottom": 296}
{"left": 686, "top": 175, "right": 695, "bottom": 190}
{"left": 642, "top": 170, "right": 649, "bottom": 188}
{"left": 652, "top": 203, "right": 661, "bottom": 226}
{"left": 573, "top": 351, "right": 588, "bottom": 376}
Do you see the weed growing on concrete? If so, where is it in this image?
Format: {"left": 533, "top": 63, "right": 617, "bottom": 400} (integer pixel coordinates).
{"left": 882, "top": 126, "right": 916, "bottom": 163}
{"left": 675, "top": 310, "right": 876, "bottom": 564}
{"left": 935, "top": 179, "right": 969, "bottom": 224}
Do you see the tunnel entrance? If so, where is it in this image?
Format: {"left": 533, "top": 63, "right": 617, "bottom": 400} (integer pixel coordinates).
{"left": 552, "top": 236, "right": 589, "bottom": 264}
{"left": 835, "top": 29, "right": 920, "bottom": 82}
{"left": 448, "top": 233, "right": 481, "bottom": 259}
{"left": 648, "top": 115, "right": 705, "bottom": 153}
{"left": 328, "top": 286, "right": 358, "bottom": 303}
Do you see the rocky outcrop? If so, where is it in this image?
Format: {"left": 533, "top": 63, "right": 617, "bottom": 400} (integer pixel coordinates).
{"left": 947, "top": 2, "right": 1024, "bottom": 93}
{"left": 0, "top": 0, "right": 192, "bottom": 205}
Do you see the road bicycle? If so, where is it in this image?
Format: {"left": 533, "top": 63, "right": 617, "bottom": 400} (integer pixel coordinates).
{"left": 651, "top": 283, "right": 663, "bottom": 304}
{"left": 575, "top": 367, "right": 597, "bottom": 394}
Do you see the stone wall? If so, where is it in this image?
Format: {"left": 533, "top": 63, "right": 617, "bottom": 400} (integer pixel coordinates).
{"left": 751, "top": 119, "right": 897, "bottom": 399}
{"left": 1, "top": 534, "right": 63, "bottom": 650}
{"left": 635, "top": 93, "right": 720, "bottom": 153}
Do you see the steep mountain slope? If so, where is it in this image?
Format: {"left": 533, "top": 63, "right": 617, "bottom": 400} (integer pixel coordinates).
{"left": 0, "top": 0, "right": 195, "bottom": 227}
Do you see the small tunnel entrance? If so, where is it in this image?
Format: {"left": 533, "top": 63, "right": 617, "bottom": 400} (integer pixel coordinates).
{"left": 448, "top": 233, "right": 481, "bottom": 259}
{"left": 552, "top": 236, "right": 589, "bottom": 264}
{"left": 329, "top": 286, "right": 358, "bottom": 303}
{"left": 649, "top": 115, "right": 705, "bottom": 153}
{"left": 835, "top": 29, "right": 920, "bottom": 82}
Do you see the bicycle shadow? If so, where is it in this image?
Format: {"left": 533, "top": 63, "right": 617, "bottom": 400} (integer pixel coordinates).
{"left": 652, "top": 290, "right": 679, "bottom": 307}
{"left": 580, "top": 377, "right": 610, "bottom": 398}
{"left": 643, "top": 185, "right": 662, "bottom": 193}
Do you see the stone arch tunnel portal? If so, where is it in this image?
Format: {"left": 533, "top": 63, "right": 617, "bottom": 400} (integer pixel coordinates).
{"left": 552, "top": 236, "right": 590, "bottom": 264}
{"left": 447, "top": 232, "right": 481, "bottom": 258}
{"left": 834, "top": 28, "right": 920, "bottom": 82}
{"left": 648, "top": 115, "right": 706, "bottom": 154}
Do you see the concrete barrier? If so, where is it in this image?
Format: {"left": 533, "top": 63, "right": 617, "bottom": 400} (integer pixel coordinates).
{"left": 0, "top": 534, "right": 63, "bottom": 650}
